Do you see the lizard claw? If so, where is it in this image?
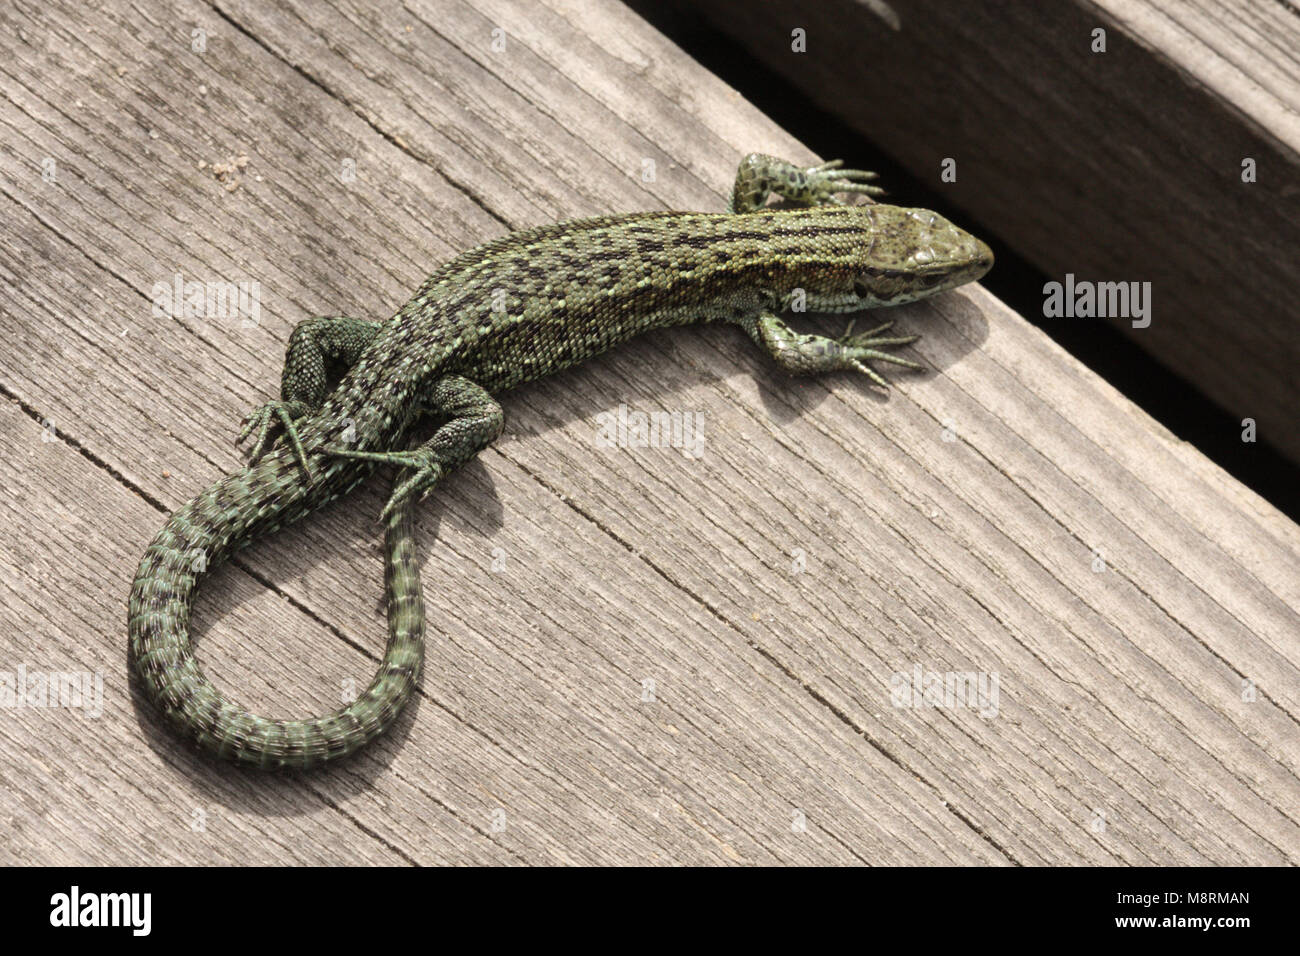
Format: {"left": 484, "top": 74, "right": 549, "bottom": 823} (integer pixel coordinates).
{"left": 238, "top": 400, "right": 312, "bottom": 476}
{"left": 326, "top": 446, "right": 444, "bottom": 521}
{"left": 380, "top": 463, "right": 444, "bottom": 522}
{"left": 806, "top": 160, "right": 887, "bottom": 204}
{"left": 838, "top": 319, "right": 924, "bottom": 388}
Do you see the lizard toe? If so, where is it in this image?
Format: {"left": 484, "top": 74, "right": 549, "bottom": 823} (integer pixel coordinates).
{"left": 380, "top": 462, "right": 444, "bottom": 522}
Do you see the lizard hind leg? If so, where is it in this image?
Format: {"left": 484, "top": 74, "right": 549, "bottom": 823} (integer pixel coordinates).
{"left": 238, "top": 316, "right": 382, "bottom": 473}
{"left": 327, "top": 375, "right": 504, "bottom": 520}
{"left": 729, "top": 153, "right": 885, "bottom": 214}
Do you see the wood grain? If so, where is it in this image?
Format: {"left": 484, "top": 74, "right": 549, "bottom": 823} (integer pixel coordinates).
{"left": 0, "top": 0, "right": 1295, "bottom": 864}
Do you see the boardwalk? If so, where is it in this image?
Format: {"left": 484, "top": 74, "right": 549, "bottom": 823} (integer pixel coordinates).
{"left": 1, "top": 0, "right": 1297, "bottom": 865}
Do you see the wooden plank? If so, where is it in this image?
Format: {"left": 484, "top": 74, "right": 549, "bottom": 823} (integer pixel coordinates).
{"left": 0, "top": 0, "right": 1296, "bottom": 864}
{"left": 629, "top": 0, "right": 1300, "bottom": 468}
{"left": 0, "top": 0, "right": 1002, "bottom": 865}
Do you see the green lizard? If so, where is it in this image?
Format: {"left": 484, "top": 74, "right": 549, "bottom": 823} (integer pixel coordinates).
{"left": 129, "top": 153, "right": 993, "bottom": 770}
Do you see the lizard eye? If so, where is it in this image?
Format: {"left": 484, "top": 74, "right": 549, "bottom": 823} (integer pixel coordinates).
{"left": 853, "top": 280, "right": 869, "bottom": 298}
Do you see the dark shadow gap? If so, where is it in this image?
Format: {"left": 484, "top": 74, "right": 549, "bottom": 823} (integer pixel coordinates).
{"left": 629, "top": 2, "right": 1299, "bottom": 523}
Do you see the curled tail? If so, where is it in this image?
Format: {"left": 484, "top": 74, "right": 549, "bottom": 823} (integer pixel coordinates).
{"left": 128, "top": 454, "right": 423, "bottom": 770}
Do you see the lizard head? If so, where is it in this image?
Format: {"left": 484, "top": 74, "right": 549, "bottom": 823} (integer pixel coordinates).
{"left": 799, "top": 205, "right": 994, "bottom": 312}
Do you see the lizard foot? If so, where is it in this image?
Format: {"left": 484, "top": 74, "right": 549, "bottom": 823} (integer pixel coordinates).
{"left": 238, "top": 399, "right": 312, "bottom": 474}
{"left": 327, "top": 447, "right": 444, "bottom": 521}
{"left": 838, "top": 319, "right": 923, "bottom": 388}
{"left": 807, "top": 159, "right": 886, "bottom": 204}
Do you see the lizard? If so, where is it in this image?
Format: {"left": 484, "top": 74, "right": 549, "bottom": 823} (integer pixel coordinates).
{"left": 128, "top": 153, "right": 994, "bottom": 770}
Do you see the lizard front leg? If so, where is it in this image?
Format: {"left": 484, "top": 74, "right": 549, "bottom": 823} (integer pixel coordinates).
{"left": 729, "top": 153, "right": 885, "bottom": 214}
{"left": 238, "top": 315, "right": 382, "bottom": 472}
{"left": 736, "top": 311, "right": 922, "bottom": 388}
{"left": 327, "top": 375, "right": 504, "bottom": 520}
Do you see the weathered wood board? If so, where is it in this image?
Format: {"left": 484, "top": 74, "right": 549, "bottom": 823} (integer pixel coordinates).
{"left": 0, "top": 0, "right": 1296, "bottom": 865}
{"left": 632, "top": 0, "right": 1300, "bottom": 468}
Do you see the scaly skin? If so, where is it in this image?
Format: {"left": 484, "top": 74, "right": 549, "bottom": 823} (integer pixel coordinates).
{"left": 128, "top": 153, "right": 993, "bottom": 770}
